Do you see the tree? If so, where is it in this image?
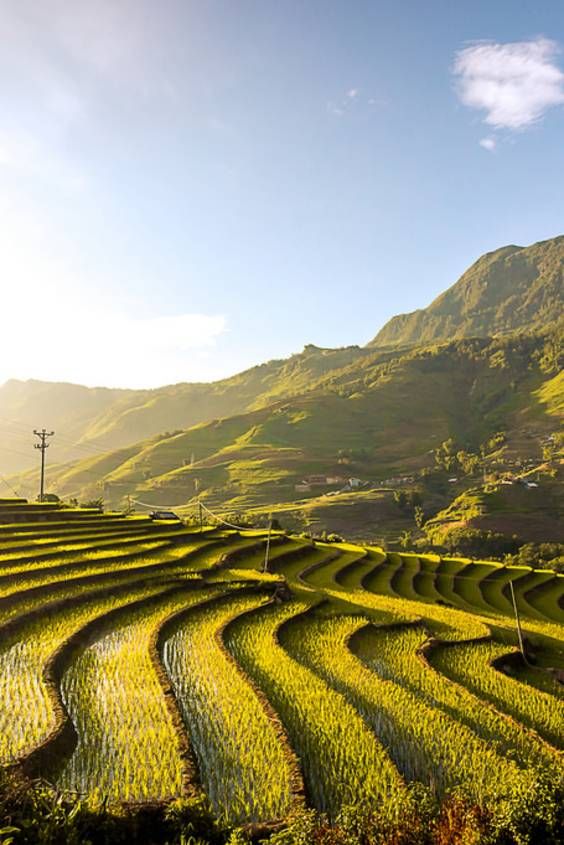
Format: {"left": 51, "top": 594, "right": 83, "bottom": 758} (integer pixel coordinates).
{"left": 414, "top": 506, "right": 425, "bottom": 530}
{"left": 393, "top": 490, "right": 408, "bottom": 510}
{"left": 399, "top": 530, "right": 412, "bottom": 549}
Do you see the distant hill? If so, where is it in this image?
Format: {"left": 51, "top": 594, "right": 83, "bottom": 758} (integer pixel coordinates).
{"left": 370, "top": 236, "right": 563, "bottom": 348}
{"left": 10, "top": 329, "right": 562, "bottom": 541}
{"left": 0, "top": 345, "right": 367, "bottom": 475}
{"left": 3, "top": 235, "right": 563, "bottom": 546}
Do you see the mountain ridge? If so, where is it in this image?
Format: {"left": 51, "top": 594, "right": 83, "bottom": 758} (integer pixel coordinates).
{"left": 1, "top": 235, "right": 562, "bottom": 486}
{"left": 370, "top": 235, "right": 563, "bottom": 348}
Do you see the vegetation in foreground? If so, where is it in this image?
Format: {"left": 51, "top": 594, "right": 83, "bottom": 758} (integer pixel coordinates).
{"left": 0, "top": 502, "right": 562, "bottom": 844}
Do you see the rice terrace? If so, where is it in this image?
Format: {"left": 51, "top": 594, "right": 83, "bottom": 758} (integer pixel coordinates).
{"left": 0, "top": 497, "right": 561, "bottom": 843}
{"left": 2, "top": 2, "right": 564, "bottom": 843}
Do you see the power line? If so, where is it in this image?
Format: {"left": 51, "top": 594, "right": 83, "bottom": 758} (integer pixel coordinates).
{"left": 0, "top": 474, "right": 22, "bottom": 498}
{"left": 0, "top": 418, "right": 116, "bottom": 457}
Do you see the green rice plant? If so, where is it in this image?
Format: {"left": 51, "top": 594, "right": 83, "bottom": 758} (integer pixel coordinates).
{"left": 275, "top": 546, "right": 342, "bottom": 585}
{"left": 0, "top": 539, "right": 211, "bottom": 602}
{"left": 352, "top": 624, "right": 563, "bottom": 774}
{"left": 480, "top": 566, "right": 528, "bottom": 616}
{"left": 213, "top": 537, "right": 296, "bottom": 571}
{"left": 361, "top": 552, "right": 404, "bottom": 596}
{"left": 523, "top": 573, "right": 564, "bottom": 623}
{"left": 163, "top": 593, "right": 299, "bottom": 823}
{"left": 56, "top": 585, "right": 219, "bottom": 804}
{"left": 0, "top": 522, "right": 184, "bottom": 556}
{"left": 0, "top": 582, "right": 173, "bottom": 764}
{"left": 0, "top": 539, "right": 172, "bottom": 576}
{"left": 335, "top": 547, "right": 383, "bottom": 589}
{"left": 301, "top": 545, "right": 367, "bottom": 589}
{"left": 431, "top": 638, "right": 564, "bottom": 749}
{"left": 324, "top": 581, "right": 490, "bottom": 639}
{"left": 224, "top": 600, "right": 408, "bottom": 820}
{"left": 280, "top": 611, "right": 554, "bottom": 825}
{"left": 390, "top": 554, "right": 422, "bottom": 600}
{"left": 0, "top": 544, "right": 213, "bottom": 629}
{"left": 0, "top": 527, "right": 145, "bottom": 555}
{"left": 411, "top": 555, "right": 443, "bottom": 602}
{"left": 434, "top": 557, "right": 471, "bottom": 607}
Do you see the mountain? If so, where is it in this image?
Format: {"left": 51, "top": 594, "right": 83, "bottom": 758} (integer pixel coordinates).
{"left": 0, "top": 345, "right": 367, "bottom": 475}
{"left": 10, "top": 328, "right": 562, "bottom": 545}
{"left": 370, "top": 235, "right": 563, "bottom": 348}
{"left": 2, "top": 236, "right": 561, "bottom": 479}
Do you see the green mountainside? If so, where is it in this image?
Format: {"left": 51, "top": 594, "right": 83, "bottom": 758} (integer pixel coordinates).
{"left": 10, "top": 328, "right": 562, "bottom": 543}
{"left": 3, "top": 236, "right": 562, "bottom": 545}
{"left": 0, "top": 345, "right": 366, "bottom": 474}
{"left": 1, "top": 236, "right": 561, "bottom": 478}
{"left": 370, "top": 235, "right": 563, "bottom": 348}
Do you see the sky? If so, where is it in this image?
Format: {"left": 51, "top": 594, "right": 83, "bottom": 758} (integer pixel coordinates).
{"left": 0, "top": 0, "right": 563, "bottom": 389}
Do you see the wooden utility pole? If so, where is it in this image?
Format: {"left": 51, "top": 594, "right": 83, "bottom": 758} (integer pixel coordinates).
{"left": 263, "top": 514, "right": 273, "bottom": 573}
{"left": 33, "top": 429, "right": 54, "bottom": 502}
{"left": 509, "top": 579, "right": 527, "bottom": 662}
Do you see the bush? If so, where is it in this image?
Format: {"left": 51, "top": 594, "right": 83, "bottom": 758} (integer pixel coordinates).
{"left": 442, "top": 528, "right": 519, "bottom": 559}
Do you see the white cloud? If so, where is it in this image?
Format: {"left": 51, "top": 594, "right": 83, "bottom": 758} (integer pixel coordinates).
{"left": 347, "top": 88, "right": 359, "bottom": 99}
{"left": 479, "top": 136, "right": 496, "bottom": 151}
{"left": 453, "top": 37, "right": 564, "bottom": 130}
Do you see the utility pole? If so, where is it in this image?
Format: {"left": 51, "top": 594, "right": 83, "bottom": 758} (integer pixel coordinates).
{"left": 198, "top": 501, "right": 203, "bottom": 533}
{"left": 509, "top": 579, "right": 527, "bottom": 663}
{"left": 33, "top": 429, "right": 55, "bottom": 503}
{"left": 263, "top": 514, "right": 273, "bottom": 573}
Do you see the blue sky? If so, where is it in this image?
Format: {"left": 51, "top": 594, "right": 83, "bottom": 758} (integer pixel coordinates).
{"left": 0, "top": 0, "right": 563, "bottom": 388}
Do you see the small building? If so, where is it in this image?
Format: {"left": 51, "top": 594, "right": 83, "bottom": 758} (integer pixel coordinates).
{"left": 303, "top": 474, "right": 330, "bottom": 486}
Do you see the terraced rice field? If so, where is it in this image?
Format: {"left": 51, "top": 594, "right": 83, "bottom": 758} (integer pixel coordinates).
{"left": 0, "top": 501, "right": 562, "bottom": 842}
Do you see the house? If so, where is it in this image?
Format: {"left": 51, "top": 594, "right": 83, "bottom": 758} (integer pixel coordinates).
{"left": 304, "top": 474, "right": 330, "bottom": 486}
{"left": 348, "top": 477, "right": 363, "bottom": 488}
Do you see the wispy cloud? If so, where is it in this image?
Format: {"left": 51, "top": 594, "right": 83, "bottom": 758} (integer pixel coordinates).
{"left": 327, "top": 87, "right": 383, "bottom": 118}
{"left": 479, "top": 136, "right": 496, "bottom": 152}
{"left": 453, "top": 37, "right": 564, "bottom": 142}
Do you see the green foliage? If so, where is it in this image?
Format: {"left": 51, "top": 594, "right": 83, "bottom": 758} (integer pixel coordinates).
{"left": 80, "top": 498, "right": 104, "bottom": 511}
{"left": 371, "top": 235, "right": 564, "bottom": 347}
{"left": 441, "top": 527, "right": 519, "bottom": 558}
{"left": 506, "top": 542, "right": 564, "bottom": 573}
{"left": 414, "top": 506, "right": 425, "bottom": 530}
{"left": 0, "top": 500, "right": 563, "bottom": 843}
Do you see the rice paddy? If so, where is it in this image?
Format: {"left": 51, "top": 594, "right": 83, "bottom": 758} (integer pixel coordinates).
{"left": 0, "top": 500, "right": 561, "bottom": 841}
